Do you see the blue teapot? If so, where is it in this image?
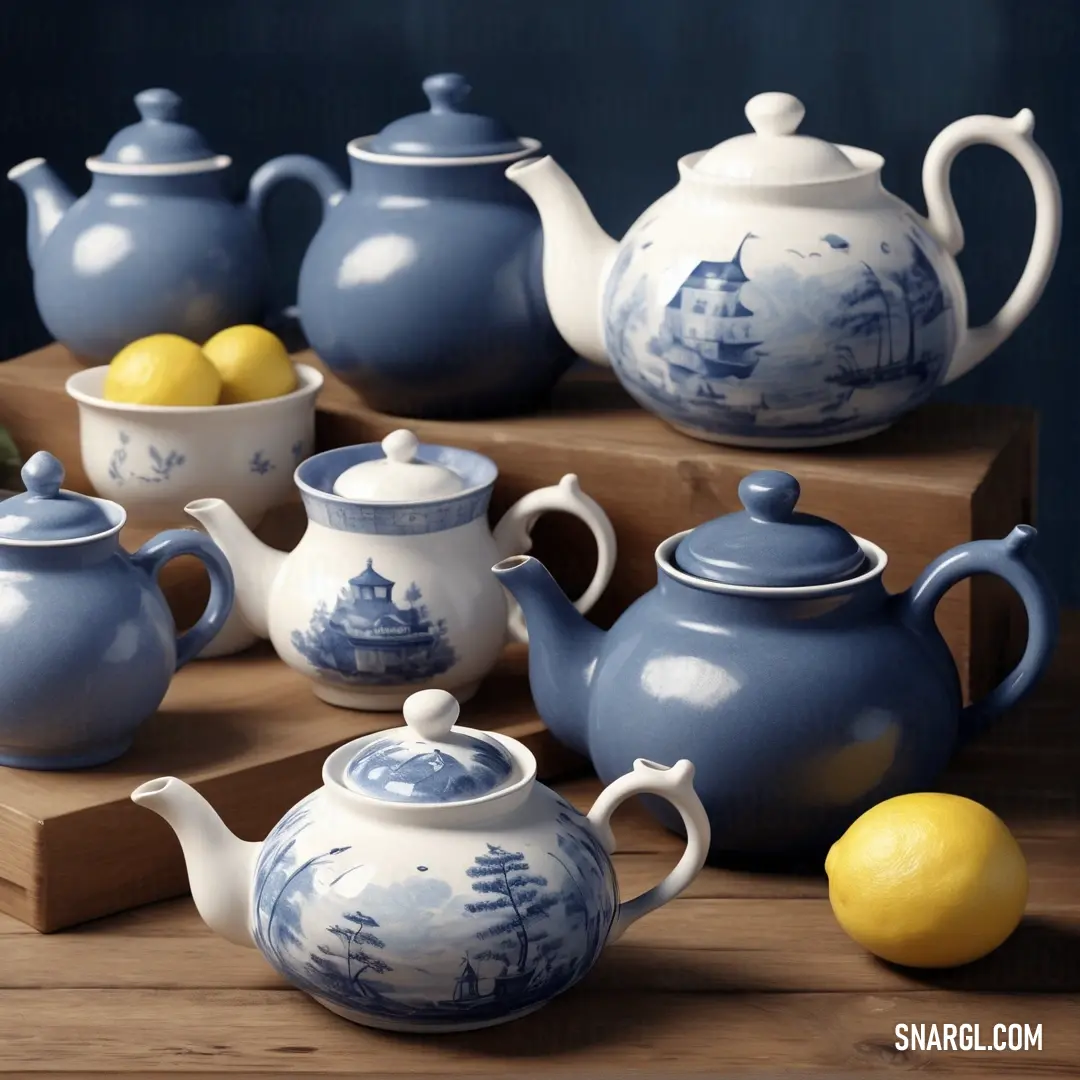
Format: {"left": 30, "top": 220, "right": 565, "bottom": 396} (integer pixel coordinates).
{"left": 247, "top": 73, "right": 575, "bottom": 419}
{"left": 8, "top": 89, "right": 280, "bottom": 362}
{"left": 0, "top": 452, "right": 234, "bottom": 769}
{"left": 494, "top": 470, "right": 1059, "bottom": 859}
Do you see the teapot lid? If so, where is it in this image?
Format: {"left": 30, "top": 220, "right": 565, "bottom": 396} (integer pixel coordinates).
{"left": 0, "top": 452, "right": 117, "bottom": 542}
{"left": 332, "top": 430, "right": 467, "bottom": 502}
{"left": 693, "top": 93, "right": 862, "bottom": 185}
{"left": 672, "top": 470, "right": 867, "bottom": 588}
{"left": 343, "top": 690, "right": 516, "bottom": 804}
{"left": 365, "top": 73, "right": 529, "bottom": 159}
{"left": 89, "top": 89, "right": 230, "bottom": 175}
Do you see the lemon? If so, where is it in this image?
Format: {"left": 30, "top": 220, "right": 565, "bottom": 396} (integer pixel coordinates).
{"left": 825, "top": 793, "right": 1027, "bottom": 968}
{"left": 103, "top": 334, "right": 222, "bottom": 407}
{"left": 202, "top": 325, "right": 297, "bottom": 404}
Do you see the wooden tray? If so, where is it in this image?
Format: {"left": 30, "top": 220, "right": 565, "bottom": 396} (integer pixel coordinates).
{"left": 0, "top": 643, "right": 584, "bottom": 933}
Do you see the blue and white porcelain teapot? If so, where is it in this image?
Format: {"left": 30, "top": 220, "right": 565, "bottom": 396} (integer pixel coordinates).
{"left": 133, "top": 687, "right": 710, "bottom": 1033}
{"left": 508, "top": 92, "right": 1062, "bottom": 447}
{"left": 186, "top": 429, "right": 616, "bottom": 710}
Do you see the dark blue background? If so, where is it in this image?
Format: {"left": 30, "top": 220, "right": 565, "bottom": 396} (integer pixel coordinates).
{"left": 1, "top": 0, "right": 1077, "bottom": 597}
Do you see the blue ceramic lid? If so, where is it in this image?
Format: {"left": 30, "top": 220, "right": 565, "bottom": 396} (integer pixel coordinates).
{"left": 89, "top": 89, "right": 228, "bottom": 172}
{"left": 0, "top": 452, "right": 116, "bottom": 542}
{"left": 672, "top": 470, "right": 867, "bottom": 588}
{"left": 343, "top": 689, "right": 514, "bottom": 804}
{"left": 366, "top": 73, "right": 528, "bottom": 159}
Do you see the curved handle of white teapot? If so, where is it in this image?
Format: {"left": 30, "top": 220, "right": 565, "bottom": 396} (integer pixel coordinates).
{"left": 586, "top": 759, "right": 710, "bottom": 944}
{"left": 921, "top": 109, "right": 1062, "bottom": 385}
{"left": 492, "top": 474, "right": 617, "bottom": 643}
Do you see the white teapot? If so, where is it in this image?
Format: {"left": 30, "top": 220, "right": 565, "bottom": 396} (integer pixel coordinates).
{"left": 507, "top": 92, "right": 1062, "bottom": 448}
{"left": 132, "top": 688, "right": 710, "bottom": 1033}
{"left": 185, "top": 430, "right": 616, "bottom": 710}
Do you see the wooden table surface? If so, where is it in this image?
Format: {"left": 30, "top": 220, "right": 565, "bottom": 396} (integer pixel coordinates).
{"left": 1, "top": 619, "right": 1077, "bottom": 1079}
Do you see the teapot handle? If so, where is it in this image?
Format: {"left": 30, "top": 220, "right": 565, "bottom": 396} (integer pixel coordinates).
{"left": 897, "top": 526, "right": 1058, "bottom": 742}
{"left": 492, "top": 474, "right": 617, "bottom": 643}
{"left": 586, "top": 759, "right": 710, "bottom": 944}
{"left": 920, "top": 109, "right": 1061, "bottom": 385}
{"left": 246, "top": 155, "right": 347, "bottom": 326}
{"left": 131, "top": 528, "right": 237, "bottom": 669}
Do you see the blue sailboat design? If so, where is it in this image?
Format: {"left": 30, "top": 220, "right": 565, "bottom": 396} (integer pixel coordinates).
{"left": 660, "top": 233, "right": 763, "bottom": 382}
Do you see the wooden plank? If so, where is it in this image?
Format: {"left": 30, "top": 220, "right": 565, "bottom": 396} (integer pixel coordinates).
{"left": 312, "top": 351, "right": 1038, "bottom": 707}
{"left": 0, "top": 989, "right": 1072, "bottom": 1075}
{"left": 0, "top": 643, "right": 585, "bottom": 933}
{"left": 0, "top": 895, "right": 1076, "bottom": 994}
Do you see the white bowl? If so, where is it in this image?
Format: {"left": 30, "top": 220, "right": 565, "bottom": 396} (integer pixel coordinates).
{"left": 65, "top": 363, "right": 323, "bottom": 529}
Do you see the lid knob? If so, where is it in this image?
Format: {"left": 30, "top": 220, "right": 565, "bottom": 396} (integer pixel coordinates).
{"left": 739, "top": 471, "right": 800, "bottom": 523}
{"left": 382, "top": 429, "right": 420, "bottom": 463}
{"left": 744, "top": 92, "right": 805, "bottom": 137}
{"left": 21, "top": 451, "right": 64, "bottom": 499}
{"left": 135, "top": 88, "right": 182, "bottom": 123}
{"left": 403, "top": 689, "right": 460, "bottom": 742}
{"left": 423, "top": 73, "right": 471, "bottom": 114}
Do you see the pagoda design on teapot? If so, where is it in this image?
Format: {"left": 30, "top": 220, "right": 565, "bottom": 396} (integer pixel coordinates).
{"left": 291, "top": 557, "right": 456, "bottom": 686}
{"left": 606, "top": 223, "right": 955, "bottom": 441}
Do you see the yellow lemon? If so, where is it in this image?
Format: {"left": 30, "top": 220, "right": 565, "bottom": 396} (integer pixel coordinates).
{"left": 201, "top": 325, "right": 297, "bottom": 404}
{"left": 825, "top": 793, "right": 1027, "bottom": 968}
{"left": 103, "top": 334, "right": 222, "bottom": 407}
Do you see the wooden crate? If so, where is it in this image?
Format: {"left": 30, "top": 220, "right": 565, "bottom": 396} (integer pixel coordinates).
{"left": 312, "top": 358, "right": 1038, "bottom": 706}
{"left": 0, "top": 344, "right": 1038, "bottom": 701}
{"left": 0, "top": 643, "right": 583, "bottom": 933}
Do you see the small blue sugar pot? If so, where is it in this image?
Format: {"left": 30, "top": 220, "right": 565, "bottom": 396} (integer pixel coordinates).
{"left": 248, "top": 73, "right": 575, "bottom": 418}
{"left": 494, "top": 469, "right": 1059, "bottom": 860}
{"left": 8, "top": 89, "right": 280, "bottom": 361}
{"left": 0, "top": 452, "right": 234, "bottom": 770}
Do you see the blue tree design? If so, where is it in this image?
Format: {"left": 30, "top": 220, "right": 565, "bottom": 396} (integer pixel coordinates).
{"left": 465, "top": 845, "right": 561, "bottom": 973}
{"left": 550, "top": 809, "right": 616, "bottom": 966}
{"left": 306, "top": 911, "right": 393, "bottom": 999}
{"left": 885, "top": 233, "right": 948, "bottom": 376}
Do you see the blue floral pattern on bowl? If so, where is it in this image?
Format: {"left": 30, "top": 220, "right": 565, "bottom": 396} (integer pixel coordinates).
{"left": 106, "top": 431, "right": 187, "bottom": 485}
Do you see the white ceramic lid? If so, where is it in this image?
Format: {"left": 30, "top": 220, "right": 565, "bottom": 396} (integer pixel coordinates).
{"left": 343, "top": 690, "right": 515, "bottom": 804}
{"left": 693, "top": 92, "right": 861, "bottom": 185}
{"left": 332, "top": 430, "right": 466, "bottom": 502}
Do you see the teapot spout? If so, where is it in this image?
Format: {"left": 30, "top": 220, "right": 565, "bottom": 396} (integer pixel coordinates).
{"left": 492, "top": 555, "right": 605, "bottom": 758}
{"left": 131, "top": 777, "right": 261, "bottom": 948}
{"left": 185, "top": 498, "right": 285, "bottom": 638}
{"left": 6, "top": 158, "right": 75, "bottom": 270}
{"left": 505, "top": 156, "right": 617, "bottom": 365}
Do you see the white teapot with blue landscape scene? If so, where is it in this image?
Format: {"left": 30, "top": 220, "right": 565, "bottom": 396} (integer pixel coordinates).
{"left": 186, "top": 429, "right": 616, "bottom": 710}
{"left": 132, "top": 688, "right": 709, "bottom": 1032}
{"left": 508, "top": 92, "right": 1062, "bottom": 447}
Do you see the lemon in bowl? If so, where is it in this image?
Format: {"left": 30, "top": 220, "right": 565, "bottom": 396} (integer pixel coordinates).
{"left": 103, "top": 334, "right": 222, "bottom": 407}
{"left": 202, "top": 325, "right": 298, "bottom": 404}
{"left": 825, "top": 792, "right": 1028, "bottom": 968}
{"left": 65, "top": 331, "right": 323, "bottom": 531}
